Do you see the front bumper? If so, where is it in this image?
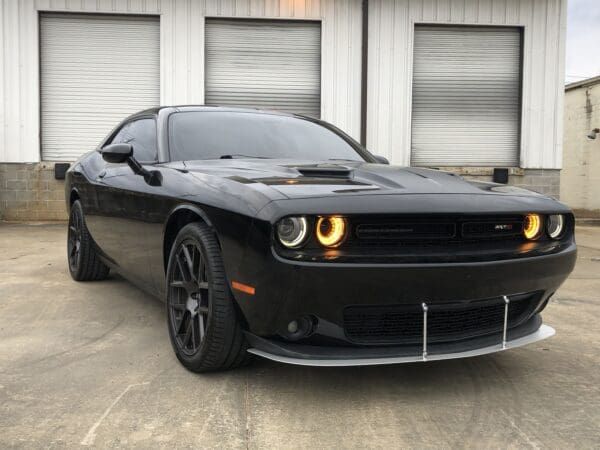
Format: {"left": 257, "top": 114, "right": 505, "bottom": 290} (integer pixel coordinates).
{"left": 233, "top": 242, "right": 576, "bottom": 340}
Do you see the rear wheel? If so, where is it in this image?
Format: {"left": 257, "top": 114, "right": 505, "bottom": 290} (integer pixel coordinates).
{"left": 166, "top": 222, "right": 250, "bottom": 372}
{"left": 67, "top": 200, "right": 110, "bottom": 281}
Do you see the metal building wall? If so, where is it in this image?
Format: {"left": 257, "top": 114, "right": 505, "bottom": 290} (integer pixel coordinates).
{"left": 0, "top": 0, "right": 362, "bottom": 163}
{"left": 367, "top": 0, "right": 567, "bottom": 169}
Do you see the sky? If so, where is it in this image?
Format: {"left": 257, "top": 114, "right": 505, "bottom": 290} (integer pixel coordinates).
{"left": 566, "top": 0, "right": 600, "bottom": 84}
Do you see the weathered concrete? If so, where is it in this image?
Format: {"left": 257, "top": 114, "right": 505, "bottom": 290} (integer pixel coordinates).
{"left": 0, "top": 223, "right": 598, "bottom": 449}
{"left": 562, "top": 77, "right": 600, "bottom": 216}
{"left": 0, "top": 163, "right": 68, "bottom": 221}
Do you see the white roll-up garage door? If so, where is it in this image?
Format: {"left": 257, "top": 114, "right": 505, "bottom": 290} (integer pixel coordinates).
{"left": 205, "top": 19, "right": 321, "bottom": 118}
{"left": 40, "top": 14, "right": 160, "bottom": 161}
{"left": 411, "top": 26, "right": 521, "bottom": 167}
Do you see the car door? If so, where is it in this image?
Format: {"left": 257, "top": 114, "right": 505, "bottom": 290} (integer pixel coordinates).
{"left": 91, "top": 117, "right": 161, "bottom": 290}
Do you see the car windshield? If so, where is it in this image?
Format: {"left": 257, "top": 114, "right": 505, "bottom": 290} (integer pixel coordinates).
{"left": 168, "top": 111, "right": 367, "bottom": 162}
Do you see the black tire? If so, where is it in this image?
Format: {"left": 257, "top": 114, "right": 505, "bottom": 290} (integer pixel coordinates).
{"left": 166, "top": 222, "right": 251, "bottom": 372}
{"left": 67, "top": 200, "right": 110, "bottom": 281}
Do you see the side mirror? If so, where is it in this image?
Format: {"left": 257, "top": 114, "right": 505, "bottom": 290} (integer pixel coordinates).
{"left": 101, "top": 143, "right": 133, "bottom": 164}
{"left": 100, "top": 143, "right": 162, "bottom": 186}
{"left": 373, "top": 155, "right": 390, "bottom": 165}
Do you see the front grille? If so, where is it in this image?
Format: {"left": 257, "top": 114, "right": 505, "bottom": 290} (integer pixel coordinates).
{"left": 351, "top": 215, "right": 525, "bottom": 245}
{"left": 462, "top": 219, "right": 523, "bottom": 239}
{"left": 343, "top": 293, "right": 538, "bottom": 344}
{"left": 355, "top": 222, "right": 456, "bottom": 240}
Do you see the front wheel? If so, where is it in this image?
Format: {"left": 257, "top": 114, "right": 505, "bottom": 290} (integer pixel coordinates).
{"left": 166, "top": 222, "right": 250, "bottom": 372}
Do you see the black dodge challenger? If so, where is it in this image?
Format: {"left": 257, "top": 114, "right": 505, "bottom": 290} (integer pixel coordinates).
{"left": 65, "top": 106, "right": 576, "bottom": 372}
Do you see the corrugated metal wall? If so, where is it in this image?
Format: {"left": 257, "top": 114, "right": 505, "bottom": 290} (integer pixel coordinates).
{"left": 40, "top": 13, "right": 160, "bottom": 161}
{"left": 367, "top": 0, "right": 567, "bottom": 169}
{"left": 0, "top": 0, "right": 566, "bottom": 168}
{"left": 411, "top": 25, "right": 522, "bottom": 167}
{"left": 204, "top": 19, "right": 321, "bottom": 117}
{"left": 1, "top": 0, "right": 40, "bottom": 163}
{"left": 0, "top": 0, "right": 362, "bottom": 162}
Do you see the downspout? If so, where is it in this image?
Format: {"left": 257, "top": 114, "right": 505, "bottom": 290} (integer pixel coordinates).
{"left": 360, "top": 0, "right": 369, "bottom": 147}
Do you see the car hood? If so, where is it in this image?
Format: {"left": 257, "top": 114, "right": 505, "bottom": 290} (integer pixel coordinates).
{"left": 175, "top": 159, "right": 547, "bottom": 200}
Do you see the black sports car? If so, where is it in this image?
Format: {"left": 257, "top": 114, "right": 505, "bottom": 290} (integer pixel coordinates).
{"left": 65, "top": 106, "right": 576, "bottom": 372}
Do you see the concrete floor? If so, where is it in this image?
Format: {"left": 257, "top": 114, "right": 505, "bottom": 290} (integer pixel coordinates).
{"left": 0, "top": 223, "right": 598, "bottom": 449}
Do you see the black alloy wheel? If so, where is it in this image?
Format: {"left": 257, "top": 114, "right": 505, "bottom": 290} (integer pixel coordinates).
{"left": 67, "top": 200, "right": 110, "bottom": 281}
{"left": 166, "top": 222, "right": 250, "bottom": 372}
{"left": 67, "top": 206, "right": 83, "bottom": 273}
{"left": 168, "top": 240, "right": 211, "bottom": 356}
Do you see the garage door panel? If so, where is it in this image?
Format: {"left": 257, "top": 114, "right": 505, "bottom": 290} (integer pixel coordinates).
{"left": 205, "top": 19, "right": 321, "bottom": 118}
{"left": 40, "top": 13, "right": 159, "bottom": 162}
{"left": 411, "top": 25, "right": 521, "bottom": 167}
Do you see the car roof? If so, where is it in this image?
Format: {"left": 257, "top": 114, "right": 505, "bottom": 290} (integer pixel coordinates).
{"left": 130, "top": 105, "right": 299, "bottom": 119}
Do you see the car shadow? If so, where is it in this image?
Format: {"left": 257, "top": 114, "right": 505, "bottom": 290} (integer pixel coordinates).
{"left": 214, "top": 346, "right": 533, "bottom": 405}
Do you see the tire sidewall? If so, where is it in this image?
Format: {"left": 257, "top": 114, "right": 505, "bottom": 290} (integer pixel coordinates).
{"left": 67, "top": 201, "right": 84, "bottom": 279}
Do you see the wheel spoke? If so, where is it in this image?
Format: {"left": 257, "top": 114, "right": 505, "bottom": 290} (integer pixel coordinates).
{"left": 181, "top": 245, "right": 196, "bottom": 282}
{"left": 198, "top": 314, "right": 205, "bottom": 340}
{"left": 190, "top": 316, "right": 197, "bottom": 352}
{"left": 177, "top": 312, "right": 188, "bottom": 335}
{"left": 176, "top": 253, "right": 190, "bottom": 282}
{"left": 182, "top": 319, "right": 193, "bottom": 347}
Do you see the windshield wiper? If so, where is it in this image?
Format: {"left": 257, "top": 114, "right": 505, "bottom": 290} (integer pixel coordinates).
{"left": 219, "top": 154, "right": 270, "bottom": 159}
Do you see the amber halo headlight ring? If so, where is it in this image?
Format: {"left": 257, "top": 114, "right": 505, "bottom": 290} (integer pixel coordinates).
{"left": 316, "top": 216, "right": 348, "bottom": 248}
{"left": 546, "top": 214, "right": 565, "bottom": 240}
{"left": 276, "top": 216, "right": 309, "bottom": 249}
{"left": 523, "top": 213, "right": 543, "bottom": 240}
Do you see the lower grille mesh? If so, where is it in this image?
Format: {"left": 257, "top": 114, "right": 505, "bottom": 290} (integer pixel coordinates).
{"left": 343, "top": 293, "right": 537, "bottom": 344}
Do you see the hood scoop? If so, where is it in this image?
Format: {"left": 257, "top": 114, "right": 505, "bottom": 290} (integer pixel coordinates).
{"left": 293, "top": 164, "right": 353, "bottom": 179}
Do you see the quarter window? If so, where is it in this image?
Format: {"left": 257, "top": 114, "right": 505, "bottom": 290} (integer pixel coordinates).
{"left": 111, "top": 118, "right": 158, "bottom": 162}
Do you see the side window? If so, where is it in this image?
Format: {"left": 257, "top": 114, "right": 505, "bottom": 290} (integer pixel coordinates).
{"left": 111, "top": 118, "right": 158, "bottom": 162}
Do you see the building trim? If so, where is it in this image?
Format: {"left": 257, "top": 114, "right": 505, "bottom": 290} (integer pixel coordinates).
{"left": 565, "top": 75, "right": 600, "bottom": 91}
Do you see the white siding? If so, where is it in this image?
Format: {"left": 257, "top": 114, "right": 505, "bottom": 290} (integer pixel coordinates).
{"left": 0, "top": 0, "right": 40, "bottom": 163}
{"left": 367, "top": 0, "right": 567, "bottom": 169}
{"left": 0, "top": 0, "right": 362, "bottom": 163}
{"left": 0, "top": 0, "right": 566, "bottom": 168}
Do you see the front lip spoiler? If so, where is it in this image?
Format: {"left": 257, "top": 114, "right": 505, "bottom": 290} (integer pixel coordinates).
{"left": 247, "top": 324, "right": 555, "bottom": 367}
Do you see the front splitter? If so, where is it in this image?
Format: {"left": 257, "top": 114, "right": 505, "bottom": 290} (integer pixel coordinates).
{"left": 247, "top": 324, "right": 555, "bottom": 367}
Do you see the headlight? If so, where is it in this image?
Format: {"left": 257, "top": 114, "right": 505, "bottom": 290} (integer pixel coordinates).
{"left": 546, "top": 214, "right": 565, "bottom": 239}
{"left": 276, "top": 216, "right": 309, "bottom": 248}
{"left": 523, "top": 213, "right": 542, "bottom": 240}
{"left": 316, "top": 216, "right": 347, "bottom": 248}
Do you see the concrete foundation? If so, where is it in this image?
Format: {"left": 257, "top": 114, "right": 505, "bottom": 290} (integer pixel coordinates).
{"left": 0, "top": 163, "right": 67, "bottom": 221}
{"left": 451, "top": 167, "right": 561, "bottom": 199}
